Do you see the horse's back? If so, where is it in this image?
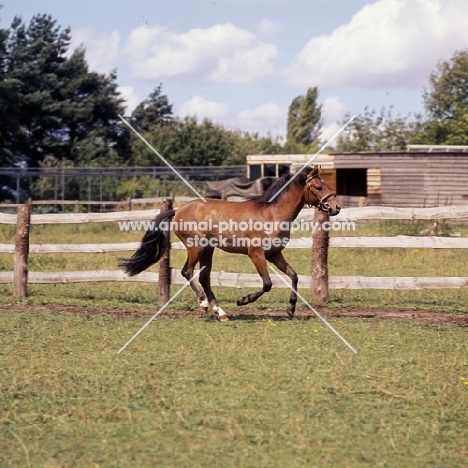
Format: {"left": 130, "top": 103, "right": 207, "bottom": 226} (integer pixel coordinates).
{"left": 175, "top": 198, "right": 255, "bottom": 222}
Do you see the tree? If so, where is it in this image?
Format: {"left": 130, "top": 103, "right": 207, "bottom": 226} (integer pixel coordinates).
{"left": 0, "top": 13, "right": 19, "bottom": 168}
{"left": 0, "top": 14, "right": 128, "bottom": 169}
{"left": 131, "top": 116, "right": 284, "bottom": 167}
{"left": 56, "top": 47, "right": 128, "bottom": 166}
{"left": 0, "top": 13, "right": 132, "bottom": 201}
{"left": 286, "top": 87, "right": 322, "bottom": 148}
{"left": 131, "top": 85, "right": 173, "bottom": 132}
{"left": 132, "top": 117, "right": 239, "bottom": 166}
{"left": 4, "top": 14, "right": 70, "bottom": 167}
{"left": 335, "top": 107, "right": 418, "bottom": 152}
{"left": 0, "top": 12, "right": 21, "bottom": 200}
{"left": 418, "top": 49, "right": 468, "bottom": 145}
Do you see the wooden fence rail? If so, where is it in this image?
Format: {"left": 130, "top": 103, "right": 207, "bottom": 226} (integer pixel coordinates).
{"left": 329, "top": 205, "right": 468, "bottom": 222}
{"left": 0, "top": 196, "right": 195, "bottom": 210}
{"left": 1, "top": 203, "right": 468, "bottom": 303}
{"left": 2, "top": 204, "right": 468, "bottom": 225}
{"left": 2, "top": 236, "right": 468, "bottom": 254}
{"left": 0, "top": 209, "right": 162, "bottom": 225}
{"left": 0, "top": 270, "right": 467, "bottom": 290}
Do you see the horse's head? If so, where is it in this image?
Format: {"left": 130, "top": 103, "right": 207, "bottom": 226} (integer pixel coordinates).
{"left": 303, "top": 166, "right": 341, "bottom": 216}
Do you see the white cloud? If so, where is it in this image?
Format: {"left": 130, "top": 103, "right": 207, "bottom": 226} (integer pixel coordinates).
{"left": 322, "top": 96, "right": 347, "bottom": 124}
{"left": 209, "top": 43, "right": 278, "bottom": 84}
{"left": 69, "top": 22, "right": 278, "bottom": 85}
{"left": 125, "top": 23, "right": 278, "bottom": 84}
{"left": 178, "top": 99, "right": 285, "bottom": 136}
{"left": 237, "top": 102, "right": 284, "bottom": 135}
{"left": 320, "top": 96, "right": 348, "bottom": 143}
{"left": 321, "top": 123, "right": 344, "bottom": 146}
{"left": 258, "top": 19, "right": 282, "bottom": 35}
{"left": 287, "top": 0, "right": 468, "bottom": 89}
{"left": 178, "top": 96, "right": 231, "bottom": 121}
{"left": 117, "top": 86, "right": 141, "bottom": 114}
{"left": 69, "top": 28, "right": 121, "bottom": 74}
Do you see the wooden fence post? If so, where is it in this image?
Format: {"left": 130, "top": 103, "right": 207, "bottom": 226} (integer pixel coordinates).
{"left": 13, "top": 204, "right": 31, "bottom": 297}
{"left": 159, "top": 198, "right": 173, "bottom": 305}
{"left": 74, "top": 200, "right": 80, "bottom": 234}
{"left": 311, "top": 207, "right": 329, "bottom": 303}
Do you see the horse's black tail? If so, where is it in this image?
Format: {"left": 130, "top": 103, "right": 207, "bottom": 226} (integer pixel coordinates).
{"left": 119, "top": 209, "right": 176, "bottom": 277}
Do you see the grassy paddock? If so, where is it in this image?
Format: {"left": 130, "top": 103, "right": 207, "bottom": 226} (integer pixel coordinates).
{"left": 1, "top": 221, "right": 468, "bottom": 466}
{"left": 1, "top": 309, "right": 468, "bottom": 467}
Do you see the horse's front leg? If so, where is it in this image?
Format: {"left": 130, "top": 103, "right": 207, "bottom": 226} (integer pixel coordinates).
{"left": 199, "top": 248, "right": 228, "bottom": 321}
{"left": 266, "top": 250, "right": 298, "bottom": 318}
{"left": 237, "top": 247, "right": 272, "bottom": 306}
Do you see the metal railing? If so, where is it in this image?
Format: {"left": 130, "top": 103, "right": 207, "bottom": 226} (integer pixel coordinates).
{"left": 0, "top": 165, "right": 247, "bottom": 203}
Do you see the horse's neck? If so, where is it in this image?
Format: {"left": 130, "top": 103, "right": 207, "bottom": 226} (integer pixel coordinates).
{"left": 270, "top": 186, "right": 305, "bottom": 221}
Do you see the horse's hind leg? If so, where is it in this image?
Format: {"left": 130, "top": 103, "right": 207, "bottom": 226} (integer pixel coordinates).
{"left": 237, "top": 247, "right": 272, "bottom": 306}
{"left": 199, "top": 248, "right": 228, "bottom": 321}
{"left": 267, "top": 251, "right": 298, "bottom": 318}
{"left": 180, "top": 246, "right": 207, "bottom": 308}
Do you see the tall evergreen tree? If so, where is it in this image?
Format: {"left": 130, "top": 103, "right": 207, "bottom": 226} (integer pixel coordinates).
{"left": 131, "top": 85, "right": 173, "bottom": 132}
{"left": 287, "top": 87, "right": 323, "bottom": 147}
{"left": 56, "top": 47, "right": 128, "bottom": 165}
{"left": 0, "top": 15, "right": 19, "bottom": 168}
{"left": 5, "top": 14, "right": 70, "bottom": 167}
{"left": 0, "top": 13, "right": 128, "bottom": 169}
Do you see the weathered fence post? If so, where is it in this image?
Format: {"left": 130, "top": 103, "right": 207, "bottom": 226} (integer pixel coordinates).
{"left": 311, "top": 207, "right": 329, "bottom": 303}
{"left": 159, "top": 198, "right": 173, "bottom": 305}
{"left": 13, "top": 204, "right": 31, "bottom": 297}
{"left": 74, "top": 200, "right": 80, "bottom": 234}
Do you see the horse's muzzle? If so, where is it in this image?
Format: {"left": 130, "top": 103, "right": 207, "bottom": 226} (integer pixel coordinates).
{"left": 323, "top": 203, "right": 340, "bottom": 216}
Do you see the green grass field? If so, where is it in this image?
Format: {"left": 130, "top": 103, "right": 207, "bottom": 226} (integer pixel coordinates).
{"left": 1, "top": 220, "right": 468, "bottom": 466}
{"left": 1, "top": 309, "right": 467, "bottom": 467}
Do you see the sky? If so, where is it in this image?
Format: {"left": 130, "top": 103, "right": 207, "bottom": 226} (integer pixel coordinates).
{"left": 3, "top": 0, "right": 468, "bottom": 142}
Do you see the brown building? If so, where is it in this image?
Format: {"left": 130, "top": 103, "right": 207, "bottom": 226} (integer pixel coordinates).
{"left": 247, "top": 145, "right": 468, "bottom": 207}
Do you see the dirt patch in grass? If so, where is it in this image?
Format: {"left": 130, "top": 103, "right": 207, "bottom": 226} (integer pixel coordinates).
{"left": 1, "top": 303, "right": 467, "bottom": 325}
{"left": 318, "top": 307, "right": 468, "bottom": 325}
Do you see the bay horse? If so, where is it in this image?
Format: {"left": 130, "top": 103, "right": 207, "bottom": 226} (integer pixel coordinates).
{"left": 120, "top": 165, "right": 340, "bottom": 321}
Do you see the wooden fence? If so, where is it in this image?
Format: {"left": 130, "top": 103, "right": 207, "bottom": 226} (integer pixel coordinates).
{"left": 1, "top": 203, "right": 468, "bottom": 303}
{"left": 0, "top": 196, "right": 195, "bottom": 211}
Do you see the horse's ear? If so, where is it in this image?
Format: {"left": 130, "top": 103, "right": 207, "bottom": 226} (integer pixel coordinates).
{"left": 311, "top": 165, "right": 319, "bottom": 176}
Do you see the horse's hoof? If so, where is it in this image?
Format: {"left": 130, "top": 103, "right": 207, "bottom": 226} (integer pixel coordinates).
{"left": 213, "top": 305, "right": 229, "bottom": 322}
{"left": 286, "top": 307, "right": 295, "bottom": 319}
{"left": 237, "top": 297, "right": 248, "bottom": 306}
{"left": 199, "top": 299, "right": 209, "bottom": 312}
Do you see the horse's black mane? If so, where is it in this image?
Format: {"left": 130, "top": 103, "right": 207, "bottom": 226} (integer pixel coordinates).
{"left": 249, "top": 166, "right": 311, "bottom": 207}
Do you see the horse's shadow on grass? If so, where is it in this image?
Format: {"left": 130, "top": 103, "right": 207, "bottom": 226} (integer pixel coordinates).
{"left": 203, "top": 312, "right": 316, "bottom": 323}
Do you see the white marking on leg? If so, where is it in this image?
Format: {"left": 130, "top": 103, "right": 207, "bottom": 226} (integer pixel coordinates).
{"left": 199, "top": 299, "right": 209, "bottom": 309}
{"left": 213, "top": 305, "right": 229, "bottom": 321}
